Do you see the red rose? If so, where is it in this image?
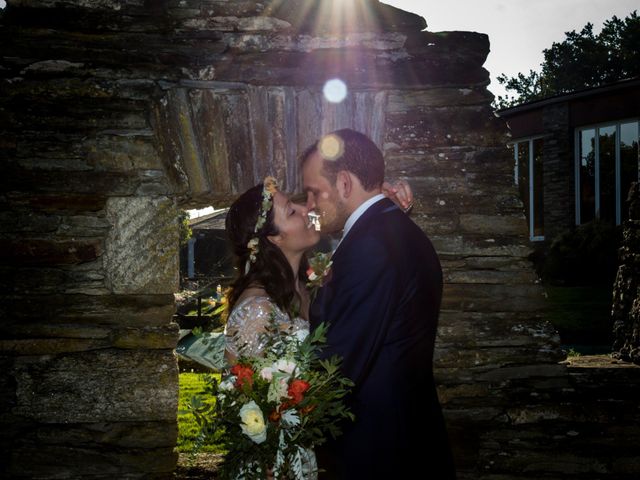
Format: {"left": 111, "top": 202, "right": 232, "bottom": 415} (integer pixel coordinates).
{"left": 287, "top": 379, "right": 311, "bottom": 405}
{"left": 230, "top": 364, "right": 254, "bottom": 389}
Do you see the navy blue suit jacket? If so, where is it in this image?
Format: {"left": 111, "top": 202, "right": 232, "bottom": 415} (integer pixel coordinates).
{"left": 310, "top": 198, "right": 455, "bottom": 479}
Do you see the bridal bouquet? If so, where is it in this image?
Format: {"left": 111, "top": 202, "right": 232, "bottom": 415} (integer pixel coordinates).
{"left": 190, "top": 319, "right": 354, "bottom": 480}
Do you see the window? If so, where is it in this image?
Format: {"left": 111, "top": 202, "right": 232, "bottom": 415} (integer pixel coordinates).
{"left": 578, "top": 129, "right": 596, "bottom": 223}
{"left": 575, "top": 120, "right": 640, "bottom": 225}
{"left": 599, "top": 126, "right": 616, "bottom": 223}
{"left": 510, "top": 137, "right": 545, "bottom": 241}
{"left": 621, "top": 122, "right": 640, "bottom": 220}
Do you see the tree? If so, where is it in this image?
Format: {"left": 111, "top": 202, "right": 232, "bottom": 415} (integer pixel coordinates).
{"left": 178, "top": 209, "right": 192, "bottom": 246}
{"left": 495, "top": 10, "right": 640, "bottom": 109}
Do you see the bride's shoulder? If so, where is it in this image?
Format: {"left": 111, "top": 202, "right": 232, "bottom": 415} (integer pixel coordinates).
{"left": 226, "top": 291, "right": 286, "bottom": 334}
{"left": 233, "top": 295, "right": 274, "bottom": 311}
{"left": 229, "top": 288, "right": 278, "bottom": 319}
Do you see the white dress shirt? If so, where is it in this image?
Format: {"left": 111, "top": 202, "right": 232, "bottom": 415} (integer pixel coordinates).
{"left": 333, "top": 193, "right": 386, "bottom": 254}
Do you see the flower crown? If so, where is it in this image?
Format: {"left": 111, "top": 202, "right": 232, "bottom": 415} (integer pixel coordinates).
{"left": 245, "top": 176, "right": 279, "bottom": 274}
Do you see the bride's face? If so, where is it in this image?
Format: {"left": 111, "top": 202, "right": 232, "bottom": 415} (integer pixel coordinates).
{"left": 268, "top": 192, "right": 320, "bottom": 255}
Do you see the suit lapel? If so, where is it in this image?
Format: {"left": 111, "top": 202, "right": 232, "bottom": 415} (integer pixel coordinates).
{"left": 333, "top": 197, "right": 399, "bottom": 260}
{"left": 310, "top": 198, "right": 400, "bottom": 330}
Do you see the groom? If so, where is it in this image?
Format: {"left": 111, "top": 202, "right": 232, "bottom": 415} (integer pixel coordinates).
{"left": 302, "top": 129, "right": 456, "bottom": 479}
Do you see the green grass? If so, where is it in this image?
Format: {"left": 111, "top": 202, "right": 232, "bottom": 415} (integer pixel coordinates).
{"left": 177, "top": 372, "right": 224, "bottom": 453}
{"left": 544, "top": 285, "right": 613, "bottom": 348}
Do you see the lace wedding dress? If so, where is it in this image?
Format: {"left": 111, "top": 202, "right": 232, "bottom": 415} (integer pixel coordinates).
{"left": 225, "top": 295, "right": 318, "bottom": 480}
{"left": 225, "top": 296, "right": 310, "bottom": 358}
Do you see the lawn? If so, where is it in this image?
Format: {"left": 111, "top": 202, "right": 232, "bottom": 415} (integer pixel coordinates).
{"left": 177, "top": 372, "right": 225, "bottom": 453}
{"left": 544, "top": 285, "right": 614, "bottom": 352}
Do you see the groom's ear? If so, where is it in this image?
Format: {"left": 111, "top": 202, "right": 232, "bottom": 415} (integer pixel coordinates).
{"left": 336, "top": 170, "right": 352, "bottom": 199}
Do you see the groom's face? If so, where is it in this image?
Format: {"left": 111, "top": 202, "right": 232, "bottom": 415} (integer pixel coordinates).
{"left": 302, "top": 150, "right": 348, "bottom": 235}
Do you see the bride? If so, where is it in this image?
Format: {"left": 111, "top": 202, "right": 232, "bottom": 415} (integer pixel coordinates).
{"left": 224, "top": 177, "right": 319, "bottom": 363}
{"left": 222, "top": 177, "right": 320, "bottom": 479}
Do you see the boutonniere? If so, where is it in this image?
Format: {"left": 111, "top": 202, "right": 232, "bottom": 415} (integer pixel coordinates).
{"left": 306, "top": 251, "right": 332, "bottom": 299}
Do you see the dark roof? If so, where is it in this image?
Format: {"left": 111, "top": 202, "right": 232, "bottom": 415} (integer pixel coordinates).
{"left": 497, "top": 77, "right": 640, "bottom": 117}
{"left": 189, "top": 208, "right": 228, "bottom": 230}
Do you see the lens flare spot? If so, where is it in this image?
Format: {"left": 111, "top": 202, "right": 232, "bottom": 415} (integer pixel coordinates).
{"left": 319, "top": 134, "right": 343, "bottom": 161}
{"left": 323, "top": 78, "right": 347, "bottom": 103}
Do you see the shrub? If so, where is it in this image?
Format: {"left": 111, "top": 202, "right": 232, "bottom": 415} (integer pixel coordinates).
{"left": 531, "top": 220, "right": 622, "bottom": 286}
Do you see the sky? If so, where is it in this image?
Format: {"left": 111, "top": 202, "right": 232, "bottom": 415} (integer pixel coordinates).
{"left": 383, "top": 0, "right": 638, "bottom": 99}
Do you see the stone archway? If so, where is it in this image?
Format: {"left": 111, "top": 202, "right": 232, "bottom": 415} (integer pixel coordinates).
{"left": 0, "top": 1, "right": 579, "bottom": 478}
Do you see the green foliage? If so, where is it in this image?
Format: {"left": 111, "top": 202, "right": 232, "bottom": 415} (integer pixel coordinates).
{"left": 496, "top": 10, "right": 640, "bottom": 109}
{"left": 566, "top": 347, "right": 582, "bottom": 357}
{"left": 531, "top": 220, "right": 621, "bottom": 286}
{"left": 495, "top": 70, "right": 544, "bottom": 109}
{"left": 178, "top": 210, "right": 192, "bottom": 246}
{"left": 177, "top": 373, "right": 224, "bottom": 453}
{"left": 544, "top": 285, "right": 614, "bottom": 346}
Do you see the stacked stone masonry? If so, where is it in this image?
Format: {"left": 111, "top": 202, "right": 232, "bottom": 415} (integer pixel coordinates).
{"left": 612, "top": 183, "right": 640, "bottom": 364}
{"left": 0, "top": 1, "right": 638, "bottom": 478}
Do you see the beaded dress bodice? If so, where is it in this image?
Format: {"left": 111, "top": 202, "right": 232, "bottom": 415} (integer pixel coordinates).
{"left": 224, "top": 296, "right": 310, "bottom": 358}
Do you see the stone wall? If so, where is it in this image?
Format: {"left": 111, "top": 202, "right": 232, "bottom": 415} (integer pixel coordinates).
{"left": 1, "top": 1, "right": 637, "bottom": 479}
{"left": 0, "top": 2, "right": 183, "bottom": 478}
{"left": 612, "top": 182, "right": 640, "bottom": 363}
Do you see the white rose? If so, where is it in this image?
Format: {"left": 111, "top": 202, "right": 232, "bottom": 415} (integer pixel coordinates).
{"left": 239, "top": 400, "right": 267, "bottom": 444}
{"left": 275, "top": 359, "right": 296, "bottom": 374}
{"left": 260, "top": 367, "right": 274, "bottom": 381}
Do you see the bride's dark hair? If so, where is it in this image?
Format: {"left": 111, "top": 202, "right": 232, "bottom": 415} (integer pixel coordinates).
{"left": 225, "top": 184, "right": 308, "bottom": 318}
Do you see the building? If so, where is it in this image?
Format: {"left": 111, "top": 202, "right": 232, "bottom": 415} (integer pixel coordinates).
{"left": 181, "top": 208, "right": 233, "bottom": 281}
{"left": 498, "top": 77, "right": 640, "bottom": 242}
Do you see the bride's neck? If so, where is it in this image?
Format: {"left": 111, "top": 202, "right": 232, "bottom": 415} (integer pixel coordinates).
{"left": 284, "top": 251, "right": 302, "bottom": 285}
{"left": 282, "top": 250, "right": 309, "bottom": 319}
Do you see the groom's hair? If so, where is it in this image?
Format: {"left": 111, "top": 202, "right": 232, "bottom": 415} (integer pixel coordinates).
{"left": 301, "top": 128, "right": 384, "bottom": 191}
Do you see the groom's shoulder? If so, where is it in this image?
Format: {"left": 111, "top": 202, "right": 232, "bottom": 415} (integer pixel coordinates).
{"left": 358, "top": 207, "right": 431, "bottom": 249}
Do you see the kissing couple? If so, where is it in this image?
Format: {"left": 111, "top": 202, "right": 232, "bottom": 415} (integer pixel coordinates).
{"left": 221, "top": 128, "right": 455, "bottom": 479}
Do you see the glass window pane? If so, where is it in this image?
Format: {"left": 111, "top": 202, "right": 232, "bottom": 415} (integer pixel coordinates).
{"left": 532, "top": 138, "right": 544, "bottom": 237}
{"left": 517, "top": 141, "right": 530, "bottom": 226}
{"left": 620, "top": 121, "right": 639, "bottom": 221}
{"left": 579, "top": 129, "right": 596, "bottom": 224}
{"left": 598, "top": 125, "right": 616, "bottom": 223}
